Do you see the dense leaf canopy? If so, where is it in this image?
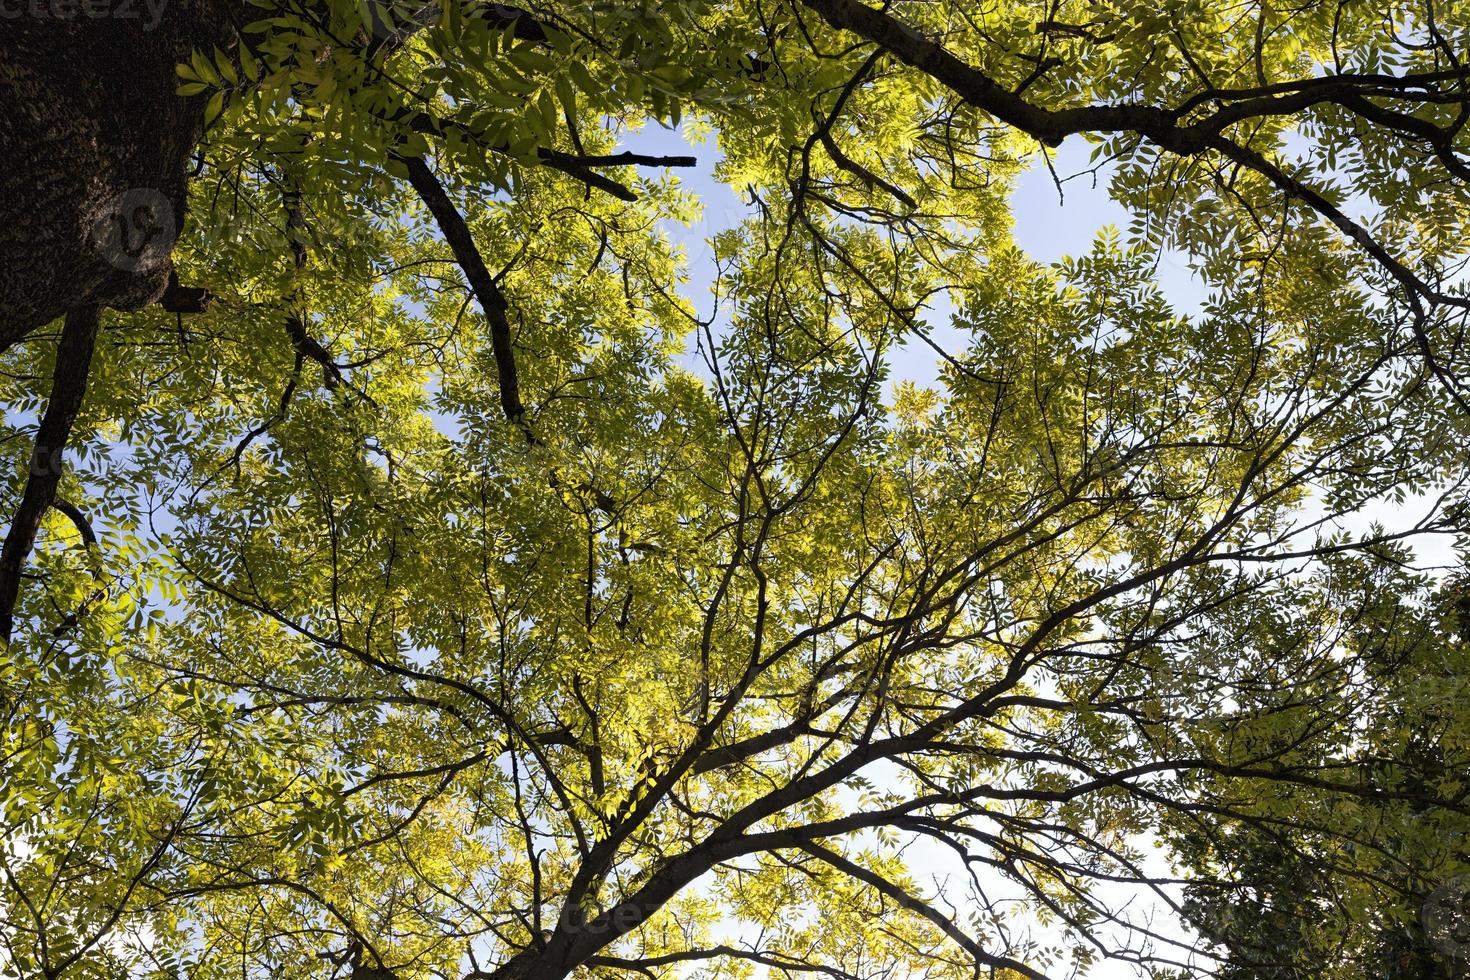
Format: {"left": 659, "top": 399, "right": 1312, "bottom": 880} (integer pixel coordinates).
{"left": 3, "top": 1, "right": 1470, "bottom": 978}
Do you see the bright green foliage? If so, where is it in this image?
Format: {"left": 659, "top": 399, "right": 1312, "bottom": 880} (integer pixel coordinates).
{"left": 5, "top": 1, "right": 1470, "bottom": 978}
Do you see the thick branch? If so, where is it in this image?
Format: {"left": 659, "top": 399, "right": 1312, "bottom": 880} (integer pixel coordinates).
{"left": 796, "top": 0, "right": 1202, "bottom": 150}
{"left": 0, "top": 306, "right": 100, "bottom": 642}
{"left": 398, "top": 111, "right": 648, "bottom": 201}
{"left": 539, "top": 150, "right": 697, "bottom": 169}
{"left": 399, "top": 154, "right": 526, "bottom": 424}
{"left": 158, "top": 271, "right": 214, "bottom": 314}
{"left": 50, "top": 497, "right": 98, "bottom": 549}
{"left": 285, "top": 313, "right": 344, "bottom": 390}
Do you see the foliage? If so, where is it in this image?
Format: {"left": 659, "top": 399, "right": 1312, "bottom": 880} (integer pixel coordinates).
{"left": 1176, "top": 566, "right": 1470, "bottom": 979}
{"left": 5, "top": 0, "right": 1470, "bottom": 978}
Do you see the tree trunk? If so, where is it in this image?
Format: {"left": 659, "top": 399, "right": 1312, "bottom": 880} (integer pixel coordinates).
{"left": 0, "top": 1, "right": 230, "bottom": 351}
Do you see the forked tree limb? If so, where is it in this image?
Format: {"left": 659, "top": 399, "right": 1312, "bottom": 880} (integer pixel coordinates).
{"left": 796, "top": 0, "right": 1210, "bottom": 150}
{"left": 793, "top": 0, "right": 1470, "bottom": 272}
{"left": 0, "top": 306, "right": 101, "bottom": 643}
{"left": 796, "top": 0, "right": 1470, "bottom": 152}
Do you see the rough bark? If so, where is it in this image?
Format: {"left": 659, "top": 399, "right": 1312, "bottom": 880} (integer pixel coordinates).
{"left": 0, "top": 1, "right": 231, "bottom": 352}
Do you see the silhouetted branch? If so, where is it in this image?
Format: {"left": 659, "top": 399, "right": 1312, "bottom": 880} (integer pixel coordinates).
{"left": 0, "top": 306, "right": 100, "bottom": 642}
{"left": 399, "top": 154, "right": 527, "bottom": 426}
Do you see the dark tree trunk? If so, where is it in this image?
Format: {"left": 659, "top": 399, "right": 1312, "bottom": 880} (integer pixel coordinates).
{"left": 0, "top": 1, "right": 230, "bottom": 351}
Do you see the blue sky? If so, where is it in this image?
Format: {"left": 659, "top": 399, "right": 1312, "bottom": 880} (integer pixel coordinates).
{"left": 623, "top": 124, "right": 1210, "bottom": 388}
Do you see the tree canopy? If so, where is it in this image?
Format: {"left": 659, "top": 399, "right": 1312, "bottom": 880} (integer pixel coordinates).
{"left": 3, "top": 1, "right": 1470, "bottom": 978}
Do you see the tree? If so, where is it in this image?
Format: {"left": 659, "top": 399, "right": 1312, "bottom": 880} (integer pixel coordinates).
{"left": 1178, "top": 567, "right": 1470, "bottom": 979}
{"left": 3, "top": 1, "right": 1470, "bottom": 978}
